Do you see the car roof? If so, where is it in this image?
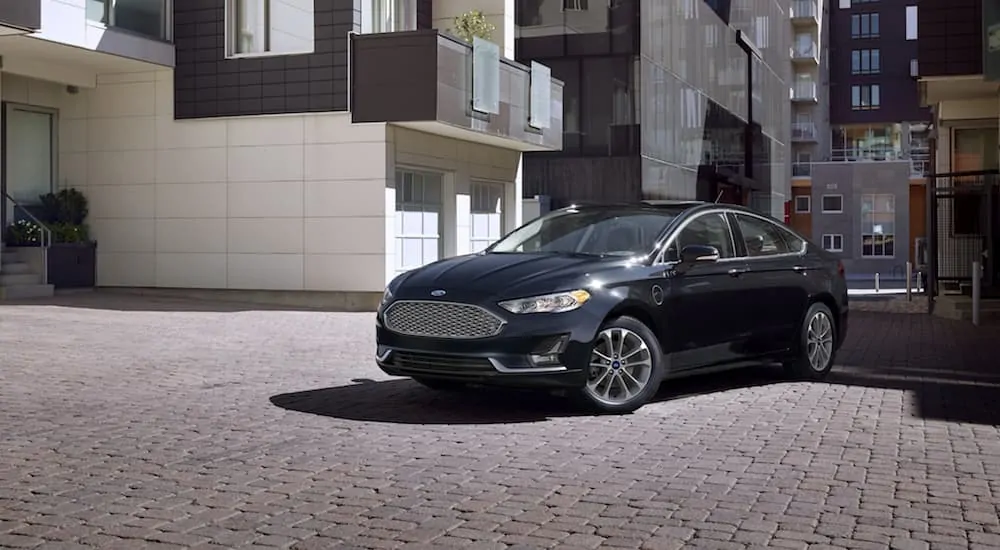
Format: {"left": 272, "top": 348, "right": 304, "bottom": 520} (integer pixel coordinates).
{"left": 556, "top": 200, "right": 755, "bottom": 215}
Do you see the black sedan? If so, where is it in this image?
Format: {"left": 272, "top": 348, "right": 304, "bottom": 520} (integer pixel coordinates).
{"left": 376, "top": 201, "right": 848, "bottom": 414}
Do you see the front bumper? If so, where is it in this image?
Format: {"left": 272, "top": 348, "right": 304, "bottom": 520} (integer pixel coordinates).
{"left": 375, "top": 303, "right": 602, "bottom": 389}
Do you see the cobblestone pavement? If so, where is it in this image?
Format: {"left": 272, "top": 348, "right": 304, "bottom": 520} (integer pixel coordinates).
{"left": 3, "top": 293, "right": 1000, "bottom": 550}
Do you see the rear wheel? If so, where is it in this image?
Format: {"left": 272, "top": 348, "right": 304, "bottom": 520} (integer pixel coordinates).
{"left": 577, "top": 316, "right": 665, "bottom": 414}
{"left": 412, "top": 377, "right": 465, "bottom": 391}
{"left": 783, "top": 302, "right": 837, "bottom": 380}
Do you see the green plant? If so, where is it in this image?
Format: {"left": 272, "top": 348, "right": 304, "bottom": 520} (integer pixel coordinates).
{"left": 39, "top": 188, "right": 88, "bottom": 226}
{"left": 6, "top": 219, "right": 41, "bottom": 247}
{"left": 450, "top": 10, "right": 495, "bottom": 43}
{"left": 50, "top": 222, "right": 90, "bottom": 244}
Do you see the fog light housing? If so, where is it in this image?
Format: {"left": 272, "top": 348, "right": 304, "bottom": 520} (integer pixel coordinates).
{"left": 528, "top": 335, "right": 568, "bottom": 366}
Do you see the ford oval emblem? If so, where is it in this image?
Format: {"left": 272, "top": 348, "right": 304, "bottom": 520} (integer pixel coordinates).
{"left": 430, "top": 289, "right": 447, "bottom": 297}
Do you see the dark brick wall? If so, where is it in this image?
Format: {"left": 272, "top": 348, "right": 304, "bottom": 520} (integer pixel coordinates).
{"left": 0, "top": 0, "right": 40, "bottom": 31}
{"left": 918, "top": 0, "right": 982, "bottom": 77}
{"left": 173, "top": 0, "right": 357, "bottom": 119}
{"left": 828, "top": 0, "right": 930, "bottom": 125}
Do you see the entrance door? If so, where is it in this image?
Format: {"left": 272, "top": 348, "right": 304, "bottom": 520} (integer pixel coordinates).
{"left": 469, "top": 181, "right": 504, "bottom": 254}
{"left": 3, "top": 103, "right": 56, "bottom": 231}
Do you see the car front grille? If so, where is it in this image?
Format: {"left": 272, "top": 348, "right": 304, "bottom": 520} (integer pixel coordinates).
{"left": 383, "top": 300, "right": 505, "bottom": 339}
{"left": 388, "top": 351, "right": 496, "bottom": 377}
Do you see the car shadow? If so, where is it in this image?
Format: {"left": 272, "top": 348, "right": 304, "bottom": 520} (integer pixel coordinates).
{"left": 270, "top": 367, "right": 785, "bottom": 425}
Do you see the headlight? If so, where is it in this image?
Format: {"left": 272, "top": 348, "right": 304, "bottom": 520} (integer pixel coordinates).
{"left": 498, "top": 290, "right": 591, "bottom": 314}
{"left": 380, "top": 287, "right": 393, "bottom": 306}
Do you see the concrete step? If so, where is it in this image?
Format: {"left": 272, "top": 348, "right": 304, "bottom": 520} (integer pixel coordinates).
{"left": 0, "top": 272, "right": 42, "bottom": 286}
{"left": 1, "top": 261, "right": 32, "bottom": 275}
{"left": 0, "top": 283, "right": 54, "bottom": 300}
{"left": 1, "top": 249, "right": 26, "bottom": 264}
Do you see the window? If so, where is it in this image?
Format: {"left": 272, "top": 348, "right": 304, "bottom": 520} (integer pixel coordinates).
{"left": 228, "top": 0, "right": 315, "bottom": 56}
{"left": 563, "top": 0, "right": 588, "bottom": 9}
{"left": 821, "top": 194, "right": 843, "bottom": 213}
{"left": 395, "top": 170, "right": 443, "bottom": 274}
{"left": 86, "top": 0, "right": 172, "bottom": 41}
{"left": 822, "top": 234, "right": 844, "bottom": 252}
{"left": 470, "top": 182, "right": 504, "bottom": 254}
{"left": 361, "top": 0, "right": 417, "bottom": 33}
{"left": 906, "top": 6, "right": 917, "bottom": 40}
{"left": 794, "top": 195, "right": 811, "bottom": 213}
{"left": 492, "top": 208, "right": 680, "bottom": 256}
{"left": 733, "top": 214, "right": 798, "bottom": 257}
{"left": 851, "top": 49, "right": 880, "bottom": 74}
{"left": 851, "top": 13, "right": 879, "bottom": 38}
{"left": 861, "top": 194, "right": 895, "bottom": 257}
{"left": 664, "top": 213, "right": 736, "bottom": 262}
{"left": 4, "top": 104, "right": 55, "bottom": 211}
{"left": 851, "top": 84, "right": 880, "bottom": 110}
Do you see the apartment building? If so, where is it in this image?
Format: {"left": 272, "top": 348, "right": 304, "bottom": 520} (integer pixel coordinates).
{"left": 787, "top": 0, "right": 930, "bottom": 278}
{"left": 917, "top": 0, "right": 1000, "bottom": 292}
{"left": 0, "top": 0, "right": 563, "bottom": 307}
{"left": 513, "top": 0, "right": 792, "bottom": 220}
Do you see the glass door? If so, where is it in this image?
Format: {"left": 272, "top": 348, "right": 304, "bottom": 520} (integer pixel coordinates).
{"left": 3, "top": 104, "right": 56, "bottom": 231}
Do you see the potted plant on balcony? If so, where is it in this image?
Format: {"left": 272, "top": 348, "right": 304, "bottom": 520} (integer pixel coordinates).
{"left": 450, "top": 10, "right": 496, "bottom": 43}
{"left": 34, "top": 188, "right": 97, "bottom": 288}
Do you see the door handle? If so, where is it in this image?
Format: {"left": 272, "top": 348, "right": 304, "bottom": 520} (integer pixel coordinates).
{"left": 728, "top": 267, "right": 748, "bottom": 277}
{"left": 792, "top": 265, "right": 808, "bottom": 274}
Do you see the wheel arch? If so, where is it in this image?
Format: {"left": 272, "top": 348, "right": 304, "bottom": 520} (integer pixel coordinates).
{"left": 602, "top": 300, "right": 667, "bottom": 351}
{"left": 808, "top": 292, "right": 841, "bottom": 342}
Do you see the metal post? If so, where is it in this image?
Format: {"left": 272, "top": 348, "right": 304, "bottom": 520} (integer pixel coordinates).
{"left": 875, "top": 272, "right": 880, "bottom": 293}
{"left": 973, "top": 260, "right": 982, "bottom": 326}
{"left": 906, "top": 261, "right": 913, "bottom": 301}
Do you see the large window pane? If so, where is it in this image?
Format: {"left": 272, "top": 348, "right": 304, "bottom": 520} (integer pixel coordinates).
{"left": 229, "top": 0, "right": 315, "bottom": 56}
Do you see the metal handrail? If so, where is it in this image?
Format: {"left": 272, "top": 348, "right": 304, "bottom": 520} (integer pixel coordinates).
{"left": 2, "top": 191, "right": 51, "bottom": 284}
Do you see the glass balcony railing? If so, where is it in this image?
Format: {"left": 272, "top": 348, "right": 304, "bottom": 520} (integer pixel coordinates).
{"left": 792, "top": 81, "right": 817, "bottom": 101}
{"left": 792, "top": 122, "right": 817, "bottom": 141}
{"left": 86, "top": 0, "right": 171, "bottom": 42}
{"left": 791, "top": 41, "right": 818, "bottom": 61}
{"left": 792, "top": 162, "right": 812, "bottom": 177}
{"left": 791, "top": 0, "right": 819, "bottom": 21}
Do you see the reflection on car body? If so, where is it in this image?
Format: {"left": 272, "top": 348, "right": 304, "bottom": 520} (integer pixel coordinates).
{"left": 375, "top": 200, "right": 849, "bottom": 414}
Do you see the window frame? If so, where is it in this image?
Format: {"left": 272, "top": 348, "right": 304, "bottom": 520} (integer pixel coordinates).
{"left": 851, "top": 13, "right": 880, "bottom": 39}
{"left": 731, "top": 212, "right": 803, "bottom": 258}
{"left": 562, "top": 0, "right": 589, "bottom": 10}
{"left": 86, "top": 0, "right": 173, "bottom": 42}
{"left": 394, "top": 168, "right": 445, "bottom": 274}
{"left": 860, "top": 193, "right": 896, "bottom": 258}
{"left": 822, "top": 234, "right": 844, "bottom": 252}
{"left": 851, "top": 84, "right": 880, "bottom": 111}
{"left": 851, "top": 48, "right": 881, "bottom": 75}
{"left": 821, "top": 194, "right": 844, "bottom": 214}
{"left": 794, "top": 195, "right": 811, "bottom": 213}
{"left": 226, "top": 0, "right": 316, "bottom": 58}
{"left": 469, "top": 180, "right": 506, "bottom": 254}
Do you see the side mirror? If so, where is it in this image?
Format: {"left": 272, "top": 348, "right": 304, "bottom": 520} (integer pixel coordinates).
{"left": 679, "top": 244, "right": 720, "bottom": 266}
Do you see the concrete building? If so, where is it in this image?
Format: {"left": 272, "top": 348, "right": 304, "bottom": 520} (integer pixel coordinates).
{"left": 786, "top": 0, "right": 930, "bottom": 279}
{"left": 513, "top": 0, "right": 792, "bottom": 220}
{"left": 0, "top": 0, "right": 564, "bottom": 306}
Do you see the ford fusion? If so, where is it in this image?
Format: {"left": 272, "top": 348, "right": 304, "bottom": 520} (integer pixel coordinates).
{"left": 376, "top": 201, "right": 849, "bottom": 414}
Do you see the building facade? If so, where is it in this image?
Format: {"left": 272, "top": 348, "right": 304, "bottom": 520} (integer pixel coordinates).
{"left": 514, "top": 0, "right": 791, "bottom": 220}
{"left": 786, "top": 0, "right": 930, "bottom": 278}
{"left": 0, "top": 0, "right": 564, "bottom": 306}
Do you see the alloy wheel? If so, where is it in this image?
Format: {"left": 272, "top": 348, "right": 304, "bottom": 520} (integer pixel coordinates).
{"left": 585, "top": 327, "right": 654, "bottom": 405}
{"left": 806, "top": 311, "right": 834, "bottom": 371}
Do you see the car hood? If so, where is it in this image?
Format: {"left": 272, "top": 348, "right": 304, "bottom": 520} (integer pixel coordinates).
{"left": 394, "top": 253, "right": 628, "bottom": 301}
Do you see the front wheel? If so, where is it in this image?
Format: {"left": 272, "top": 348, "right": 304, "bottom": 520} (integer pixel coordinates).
{"left": 783, "top": 302, "right": 837, "bottom": 380}
{"left": 576, "top": 316, "right": 665, "bottom": 414}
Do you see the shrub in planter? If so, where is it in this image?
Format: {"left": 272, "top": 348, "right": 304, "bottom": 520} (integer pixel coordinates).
{"left": 10, "top": 188, "right": 98, "bottom": 289}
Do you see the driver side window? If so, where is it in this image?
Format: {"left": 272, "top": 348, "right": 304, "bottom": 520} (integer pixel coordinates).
{"left": 663, "top": 212, "right": 736, "bottom": 262}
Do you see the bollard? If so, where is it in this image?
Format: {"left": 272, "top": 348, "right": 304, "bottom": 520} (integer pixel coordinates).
{"left": 906, "top": 261, "right": 913, "bottom": 301}
{"left": 973, "top": 260, "right": 982, "bottom": 326}
{"left": 875, "top": 272, "right": 880, "bottom": 293}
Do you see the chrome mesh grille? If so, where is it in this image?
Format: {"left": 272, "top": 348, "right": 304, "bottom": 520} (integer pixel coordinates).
{"left": 383, "top": 301, "right": 504, "bottom": 339}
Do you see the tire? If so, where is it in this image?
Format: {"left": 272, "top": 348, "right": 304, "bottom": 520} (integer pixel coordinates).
{"left": 412, "top": 377, "right": 466, "bottom": 391}
{"left": 575, "top": 316, "right": 665, "bottom": 414}
{"left": 783, "top": 302, "right": 837, "bottom": 380}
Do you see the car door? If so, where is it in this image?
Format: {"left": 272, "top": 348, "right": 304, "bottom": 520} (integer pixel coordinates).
{"left": 658, "top": 211, "right": 756, "bottom": 371}
{"left": 728, "top": 212, "right": 811, "bottom": 356}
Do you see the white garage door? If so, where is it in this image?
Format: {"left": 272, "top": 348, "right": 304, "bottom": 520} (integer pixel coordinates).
{"left": 395, "top": 169, "right": 443, "bottom": 274}
{"left": 470, "top": 181, "right": 504, "bottom": 253}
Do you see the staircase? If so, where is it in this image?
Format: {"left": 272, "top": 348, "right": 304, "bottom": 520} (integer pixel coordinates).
{"left": 0, "top": 245, "right": 54, "bottom": 300}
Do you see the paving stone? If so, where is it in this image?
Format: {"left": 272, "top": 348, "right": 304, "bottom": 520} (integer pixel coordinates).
{"left": 1, "top": 294, "right": 1000, "bottom": 549}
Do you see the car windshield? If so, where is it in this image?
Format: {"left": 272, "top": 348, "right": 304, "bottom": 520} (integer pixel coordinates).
{"left": 488, "top": 208, "right": 680, "bottom": 256}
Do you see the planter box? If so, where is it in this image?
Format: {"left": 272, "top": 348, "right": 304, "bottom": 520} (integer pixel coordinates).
{"left": 11, "top": 242, "right": 96, "bottom": 288}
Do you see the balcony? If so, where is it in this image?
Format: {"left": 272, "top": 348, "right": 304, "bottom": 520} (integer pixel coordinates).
{"left": 350, "top": 30, "right": 564, "bottom": 152}
{"left": 790, "top": 0, "right": 819, "bottom": 27}
{"left": 792, "top": 122, "right": 818, "bottom": 142}
{"left": 792, "top": 162, "right": 812, "bottom": 178}
{"left": 791, "top": 81, "right": 818, "bottom": 102}
{"left": 831, "top": 146, "right": 903, "bottom": 162}
{"left": 791, "top": 40, "right": 819, "bottom": 65}
{"left": 0, "top": 0, "right": 39, "bottom": 32}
